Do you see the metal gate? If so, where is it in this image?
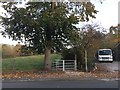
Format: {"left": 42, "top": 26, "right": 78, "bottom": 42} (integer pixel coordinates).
{"left": 52, "top": 60, "right": 77, "bottom": 71}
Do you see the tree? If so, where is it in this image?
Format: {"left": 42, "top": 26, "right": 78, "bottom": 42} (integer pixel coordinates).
{"left": 78, "top": 24, "right": 105, "bottom": 71}
{"left": 1, "top": 2, "right": 98, "bottom": 70}
{"left": 62, "top": 23, "right": 105, "bottom": 71}
{"left": 106, "top": 24, "right": 120, "bottom": 61}
{"left": 2, "top": 44, "right": 15, "bottom": 58}
{"left": 109, "top": 25, "right": 120, "bottom": 44}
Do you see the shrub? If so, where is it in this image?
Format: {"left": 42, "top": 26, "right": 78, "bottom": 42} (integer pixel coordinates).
{"left": 61, "top": 47, "right": 96, "bottom": 71}
{"left": 61, "top": 48, "right": 75, "bottom": 60}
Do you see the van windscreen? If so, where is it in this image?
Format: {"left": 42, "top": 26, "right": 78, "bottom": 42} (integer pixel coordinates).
{"left": 99, "top": 50, "right": 112, "bottom": 55}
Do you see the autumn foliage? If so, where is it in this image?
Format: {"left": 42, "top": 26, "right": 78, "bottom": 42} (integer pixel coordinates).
{"left": 2, "top": 44, "right": 21, "bottom": 58}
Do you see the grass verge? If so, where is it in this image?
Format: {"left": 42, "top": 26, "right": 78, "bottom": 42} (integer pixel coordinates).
{"left": 2, "top": 54, "right": 61, "bottom": 72}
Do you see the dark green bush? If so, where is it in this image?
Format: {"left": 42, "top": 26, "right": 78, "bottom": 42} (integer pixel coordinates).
{"left": 61, "top": 48, "right": 84, "bottom": 70}
{"left": 61, "top": 48, "right": 96, "bottom": 71}
{"left": 61, "top": 48, "right": 75, "bottom": 60}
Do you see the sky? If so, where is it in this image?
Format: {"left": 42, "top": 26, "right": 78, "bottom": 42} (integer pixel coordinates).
{"left": 91, "top": 0, "right": 119, "bottom": 28}
{"left": 0, "top": 0, "right": 119, "bottom": 45}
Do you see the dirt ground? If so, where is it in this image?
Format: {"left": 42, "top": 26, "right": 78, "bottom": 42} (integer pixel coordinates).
{"left": 1, "top": 70, "right": 119, "bottom": 81}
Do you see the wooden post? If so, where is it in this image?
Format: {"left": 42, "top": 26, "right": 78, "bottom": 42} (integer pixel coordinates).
{"left": 63, "top": 60, "right": 65, "bottom": 71}
{"left": 74, "top": 54, "right": 77, "bottom": 71}
{"left": 56, "top": 61, "right": 57, "bottom": 70}
{"left": 74, "top": 60, "right": 77, "bottom": 71}
{"left": 85, "top": 50, "right": 88, "bottom": 72}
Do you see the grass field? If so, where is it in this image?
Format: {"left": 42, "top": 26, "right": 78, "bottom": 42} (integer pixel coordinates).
{"left": 1, "top": 54, "right": 61, "bottom": 72}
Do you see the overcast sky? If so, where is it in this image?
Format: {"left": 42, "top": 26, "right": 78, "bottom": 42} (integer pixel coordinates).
{"left": 91, "top": 0, "right": 119, "bottom": 28}
{"left": 0, "top": 0, "right": 119, "bottom": 45}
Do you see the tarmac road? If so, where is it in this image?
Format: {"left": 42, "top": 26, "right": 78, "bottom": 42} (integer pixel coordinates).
{"left": 95, "top": 61, "right": 119, "bottom": 72}
{"left": 2, "top": 79, "right": 119, "bottom": 88}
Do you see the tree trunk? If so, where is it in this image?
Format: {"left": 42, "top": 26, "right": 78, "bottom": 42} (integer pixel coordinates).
{"left": 44, "top": 1, "right": 55, "bottom": 70}
{"left": 85, "top": 49, "right": 88, "bottom": 72}
{"left": 44, "top": 46, "right": 51, "bottom": 70}
{"left": 51, "top": 0, "right": 55, "bottom": 9}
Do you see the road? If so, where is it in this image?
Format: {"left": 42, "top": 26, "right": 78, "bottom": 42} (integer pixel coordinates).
{"left": 95, "top": 61, "right": 119, "bottom": 72}
{"left": 2, "top": 79, "right": 119, "bottom": 88}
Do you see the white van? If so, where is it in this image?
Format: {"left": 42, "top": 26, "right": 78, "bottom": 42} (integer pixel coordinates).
{"left": 98, "top": 49, "right": 113, "bottom": 62}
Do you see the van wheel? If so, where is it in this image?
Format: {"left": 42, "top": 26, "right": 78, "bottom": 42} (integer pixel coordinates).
{"left": 110, "top": 61, "right": 113, "bottom": 63}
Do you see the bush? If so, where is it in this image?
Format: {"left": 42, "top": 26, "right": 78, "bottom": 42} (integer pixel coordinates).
{"left": 61, "top": 48, "right": 84, "bottom": 70}
{"left": 1, "top": 44, "right": 39, "bottom": 58}
{"left": 87, "top": 59, "right": 95, "bottom": 71}
{"left": 61, "top": 48, "right": 96, "bottom": 71}
{"left": 2, "top": 44, "right": 15, "bottom": 58}
{"left": 61, "top": 48, "right": 75, "bottom": 60}
{"left": 112, "top": 44, "right": 120, "bottom": 62}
